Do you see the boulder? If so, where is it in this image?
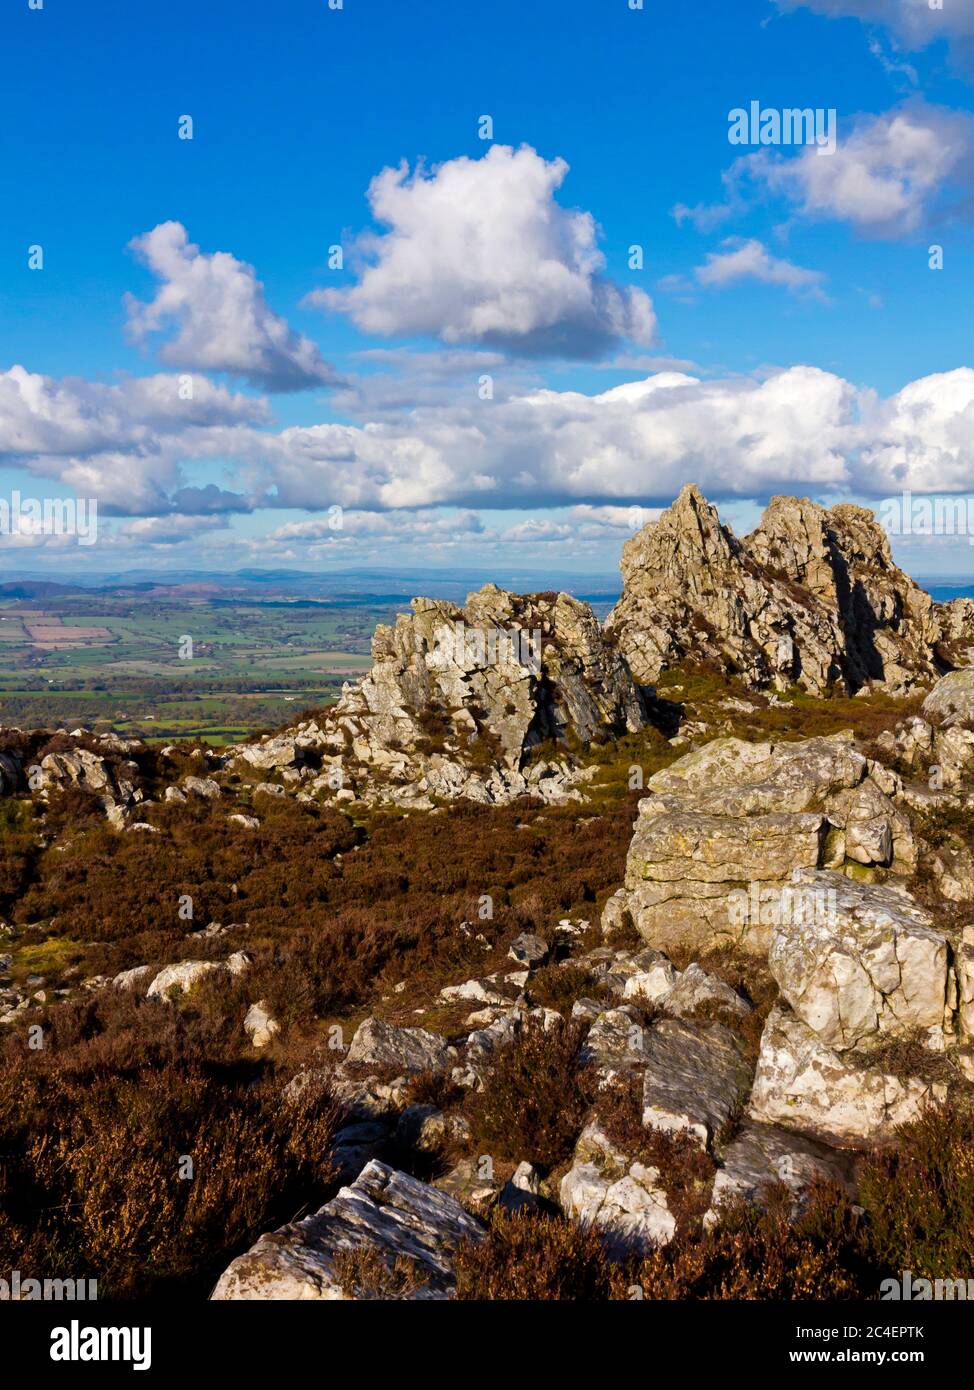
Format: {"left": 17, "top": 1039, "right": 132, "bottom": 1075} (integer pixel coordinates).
{"left": 641, "top": 1018, "right": 752, "bottom": 1149}
{"left": 508, "top": 933, "right": 549, "bottom": 968}
{"left": 922, "top": 669, "right": 974, "bottom": 726}
{"left": 580, "top": 1006, "right": 654, "bottom": 1075}
{"left": 560, "top": 1121, "right": 676, "bottom": 1253}
{"left": 497, "top": 1161, "right": 542, "bottom": 1216}
{"left": 621, "top": 732, "right": 916, "bottom": 955}
{"left": 112, "top": 964, "right": 155, "bottom": 992}
{"left": 244, "top": 1000, "right": 280, "bottom": 1049}
{"left": 145, "top": 960, "right": 226, "bottom": 1000}
{"left": 704, "top": 1121, "right": 857, "bottom": 1228}
{"left": 748, "top": 1005, "right": 945, "bottom": 1145}
{"left": 145, "top": 951, "right": 250, "bottom": 1001}
{"left": 182, "top": 776, "right": 221, "bottom": 799}
{"left": 210, "top": 1160, "right": 484, "bottom": 1300}
{"left": 345, "top": 1017, "right": 456, "bottom": 1074}
{"left": 769, "top": 871, "right": 950, "bottom": 1051}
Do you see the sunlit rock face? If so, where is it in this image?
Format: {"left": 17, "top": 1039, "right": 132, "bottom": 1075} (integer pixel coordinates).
{"left": 607, "top": 484, "right": 974, "bottom": 697}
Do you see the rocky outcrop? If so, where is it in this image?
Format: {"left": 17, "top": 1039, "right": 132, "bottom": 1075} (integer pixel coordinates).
{"left": 748, "top": 1004, "right": 944, "bottom": 1145}
{"left": 34, "top": 743, "right": 145, "bottom": 823}
{"left": 874, "top": 710, "right": 974, "bottom": 792}
{"left": 640, "top": 1018, "right": 752, "bottom": 1149}
{"left": 615, "top": 731, "right": 915, "bottom": 955}
{"left": 229, "top": 584, "right": 646, "bottom": 810}
{"left": 606, "top": 485, "right": 974, "bottom": 696}
{"left": 211, "top": 1160, "right": 484, "bottom": 1300}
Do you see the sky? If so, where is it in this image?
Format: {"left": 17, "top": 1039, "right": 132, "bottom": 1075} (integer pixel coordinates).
{"left": 2, "top": 0, "right": 974, "bottom": 579}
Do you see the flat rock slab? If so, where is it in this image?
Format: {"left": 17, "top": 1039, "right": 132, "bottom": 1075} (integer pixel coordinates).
{"left": 704, "top": 1121, "right": 857, "bottom": 1228}
{"left": 769, "top": 871, "right": 949, "bottom": 1051}
{"left": 748, "top": 1004, "right": 945, "bottom": 1146}
{"left": 211, "top": 1160, "right": 484, "bottom": 1300}
{"left": 581, "top": 1006, "right": 654, "bottom": 1074}
{"left": 641, "top": 1018, "right": 752, "bottom": 1148}
{"left": 627, "top": 810, "right": 827, "bottom": 886}
{"left": 646, "top": 734, "right": 866, "bottom": 800}
{"left": 345, "top": 1017, "right": 456, "bottom": 1074}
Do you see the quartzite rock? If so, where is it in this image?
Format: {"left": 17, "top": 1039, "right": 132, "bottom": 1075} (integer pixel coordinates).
{"left": 210, "top": 1160, "right": 484, "bottom": 1300}
{"left": 607, "top": 485, "right": 974, "bottom": 697}
{"left": 748, "top": 1005, "right": 945, "bottom": 1145}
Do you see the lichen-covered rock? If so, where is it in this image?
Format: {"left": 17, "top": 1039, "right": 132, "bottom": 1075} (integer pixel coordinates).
{"left": 621, "top": 732, "right": 915, "bottom": 955}
{"left": 560, "top": 1121, "right": 676, "bottom": 1252}
{"left": 607, "top": 485, "right": 974, "bottom": 696}
{"left": 769, "top": 872, "right": 950, "bottom": 1051}
{"left": 345, "top": 1017, "right": 456, "bottom": 1074}
{"left": 210, "top": 1160, "right": 484, "bottom": 1300}
{"left": 748, "top": 1005, "right": 945, "bottom": 1145}
{"left": 922, "top": 669, "right": 974, "bottom": 725}
{"left": 580, "top": 1005, "right": 654, "bottom": 1075}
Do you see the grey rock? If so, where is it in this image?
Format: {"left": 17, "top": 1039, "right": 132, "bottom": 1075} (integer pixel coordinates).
{"left": 641, "top": 1018, "right": 752, "bottom": 1149}
{"left": 346, "top": 1017, "right": 456, "bottom": 1075}
{"left": 748, "top": 1004, "right": 946, "bottom": 1145}
{"left": 211, "top": 1160, "right": 484, "bottom": 1300}
{"left": 704, "top": 1122, "right": 857, "bottom": 1228}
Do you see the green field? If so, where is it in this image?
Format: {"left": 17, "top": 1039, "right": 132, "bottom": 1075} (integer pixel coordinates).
{"left": 0, "top": 593, "right": 401, "bottom": 741}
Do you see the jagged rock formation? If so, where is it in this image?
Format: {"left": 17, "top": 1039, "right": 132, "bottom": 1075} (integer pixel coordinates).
{"left": 606, "top": 485, "right": 974, "bottom": 696}
{"left": 231, "top": 584, "right": 647, "bottom": 809}
{"left": 613, "top": 731, "right": 916, "bottom": 955}
{"left": 0, "top": 732, "right": 147, "bottom": 825}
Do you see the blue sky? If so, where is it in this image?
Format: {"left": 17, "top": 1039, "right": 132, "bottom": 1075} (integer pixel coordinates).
{"left": 2, "top": 0, "right": 974, "bottom": 578}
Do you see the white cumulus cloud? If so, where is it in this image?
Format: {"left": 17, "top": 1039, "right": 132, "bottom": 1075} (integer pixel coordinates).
{"left": 693, "top": 238, "right": 828, "bottom": 297}
{"left": 676, "top": 104, "right": 974, "bottom": 238}
{"left": 7, "top": 363, "right": 974, "bottom": 518}
{"left": 125, "top": 222, "right": 341, "bottom": 392}
{"left": 307, "top": 145, "right": 656, "bottom": 358}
